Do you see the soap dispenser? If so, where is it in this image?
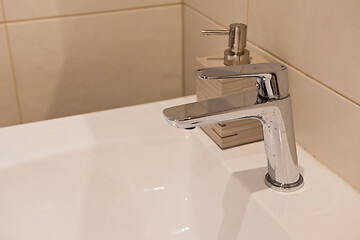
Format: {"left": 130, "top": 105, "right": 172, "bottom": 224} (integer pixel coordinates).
{"left": 196, "top": 23, "right": 265, "bottom": 149}
{"left": 202, "top": 23, "right": 251, "bottom": 65}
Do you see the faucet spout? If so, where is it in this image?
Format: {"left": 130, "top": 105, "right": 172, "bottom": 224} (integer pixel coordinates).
{"left": 163, "top": 90, "right": 268, "bottom": 129}
{"left": 163, "top": 63, "right": 304, "bottom": 192}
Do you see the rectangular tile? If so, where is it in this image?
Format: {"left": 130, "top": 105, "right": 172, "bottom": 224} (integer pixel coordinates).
{"left": 290, "top": 67, "right": 360, "bottom": 192}
{"left": 184, "top": 0, "right": 247, "bottom": 28}
{"left": 0, "top": 25, "right": 21, "bottom": 126}
{"left": 2, "top": 0, "right": 180, "bottom": 21}
{"left": 184, "top": 6, "right": 228, "bottom": 95}
{"left": 248, "top": 0, "right": 360, "bottom": 105}
{"left": 248, "top": 43, "right": 360, "bottom": 192}
{"left": 8, "top": 6, "right": 182, "bottom": 123}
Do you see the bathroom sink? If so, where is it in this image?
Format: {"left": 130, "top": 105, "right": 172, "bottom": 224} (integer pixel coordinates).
{"left": 0, "top": 96, "right": 359, "bottom": 240}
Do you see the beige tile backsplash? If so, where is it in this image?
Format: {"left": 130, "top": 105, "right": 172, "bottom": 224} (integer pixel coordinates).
{"left": 184, "top": 0, "right": 247, "bottom": 27}
{"left": 2, "top": 0, "right": 180, "bottom": 21}
{"left": 7, "top": 6, "right": 182, "bottom": 123}
{"left": 184, "top": 6, "right": 226, "bottom": 95}
{"left": 289, "top": 69, "right": 360, "bottom": 191}
{"left": 0, "top": 0, "right": 359, "bottom": 191}
{"left": 248, "top": 0, "right": 360, "bottom": 105}
{"left": 0, "top": 25, "right": 21, "bottom": 126}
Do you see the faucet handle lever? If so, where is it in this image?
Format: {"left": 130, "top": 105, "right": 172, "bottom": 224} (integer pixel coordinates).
{"left": 197, "top": 62, "right": 289, "bottom": 100}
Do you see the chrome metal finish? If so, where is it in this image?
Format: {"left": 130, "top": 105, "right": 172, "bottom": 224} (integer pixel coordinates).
{"left": 229, "top": 23, "right": 246, "bottom": 55}
{"left": 202, "top": 23, "right": 251, "bottom": 65}
{"left": 202, "top": 29, "right": 230, "bottom": 35}
{"left": 265, "top": 173, "right": 304, "bottom": 192}
{"left": 163, "top": 63, "right": 304, "bottom": 192}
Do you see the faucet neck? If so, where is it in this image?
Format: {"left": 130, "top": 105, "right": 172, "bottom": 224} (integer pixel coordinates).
{"left": 259, "top": 97, "right": 301, "bottom": 189}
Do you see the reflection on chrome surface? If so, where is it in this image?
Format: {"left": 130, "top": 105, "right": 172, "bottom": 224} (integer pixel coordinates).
{"left": 163, "top": 63, "right": 304, "bottom": 192}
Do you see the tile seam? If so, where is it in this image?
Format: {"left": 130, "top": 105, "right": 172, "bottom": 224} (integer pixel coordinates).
{"left": 183, "top": 3, "right": 226, "bottom": 29}
{"left": 0, "top": 0, "right": 4, "bottom": 22}
{"left": 0, "top": 0, "right": 24, "bottom": 123}
{"left": 4, "top": 2, "right": 181, "bottom": 24}
{"left": 245, "top": 0, "right": 249, "bottom": 25}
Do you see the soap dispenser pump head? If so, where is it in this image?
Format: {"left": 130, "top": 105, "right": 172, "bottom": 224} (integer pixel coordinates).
{"left": 228, "top": 23, "right": 247, "bottom": 54}
{"left": 202, "top": 23, "right": 251, "bottom": 66}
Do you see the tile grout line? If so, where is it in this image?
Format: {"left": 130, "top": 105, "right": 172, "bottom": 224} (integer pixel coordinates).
{"left": 0, "top": 0, "right": 4, "bottom": 23}
{"left": 181, "top": 3, "right": 185, "bottom": 96}
{"left": 184, "top": 3, "right": 226, "bottom": 29}
{"left": 245, "top": 0, "right": 250, "bottom": 25}
{"left": 247, "top": 40, "right": 360, "bottom": 108}
{"left": 4, "top": 2, "right": 181, "bottom": 24}
{"left": 0, "top": 0, "right": 24, "bottom": 124}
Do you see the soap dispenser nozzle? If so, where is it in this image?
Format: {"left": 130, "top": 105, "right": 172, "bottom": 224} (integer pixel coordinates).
{"left": 202, "top": 23, "right": 251, "bottom": 66}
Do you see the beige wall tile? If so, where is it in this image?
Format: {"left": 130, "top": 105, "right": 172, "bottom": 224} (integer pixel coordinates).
{"left": 8, "top": 6, "right": 182, "bottom": 123}
{"left": 290, "top": 68, "right": 360, "bottom": 192}
{"left": 2, "top": 0, "right": 180, "bottom": 21}
{"left": 0, "top": 25, "right": 21, "bottom": 126}
{"left": 248, "top": 43, "right": 360, "bottom": 192}
{"left": 184, "top": 0, "right": 247, "bottom": 27}
{"left": 184, "top": 6, "right": 227, "bottom": 95}
{"left": 248, "top": 0, "right": 360, "bottom": 105}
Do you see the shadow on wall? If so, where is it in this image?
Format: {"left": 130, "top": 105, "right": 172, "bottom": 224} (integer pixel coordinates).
{"left": 46, "top": 3, "right": 182, "bottom": 120}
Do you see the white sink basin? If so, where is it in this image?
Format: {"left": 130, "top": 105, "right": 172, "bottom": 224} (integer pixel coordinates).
{"left": 0, "top": 96, "right": 359, "bottom": 240}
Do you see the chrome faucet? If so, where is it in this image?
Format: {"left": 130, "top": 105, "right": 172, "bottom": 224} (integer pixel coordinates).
{"left": 163, "top": 63, "right": 304, "bottom": 192}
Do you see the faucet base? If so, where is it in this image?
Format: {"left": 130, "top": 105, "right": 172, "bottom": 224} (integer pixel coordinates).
{"left": 265, "top": 173, "right": 304, "bottom": 192}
